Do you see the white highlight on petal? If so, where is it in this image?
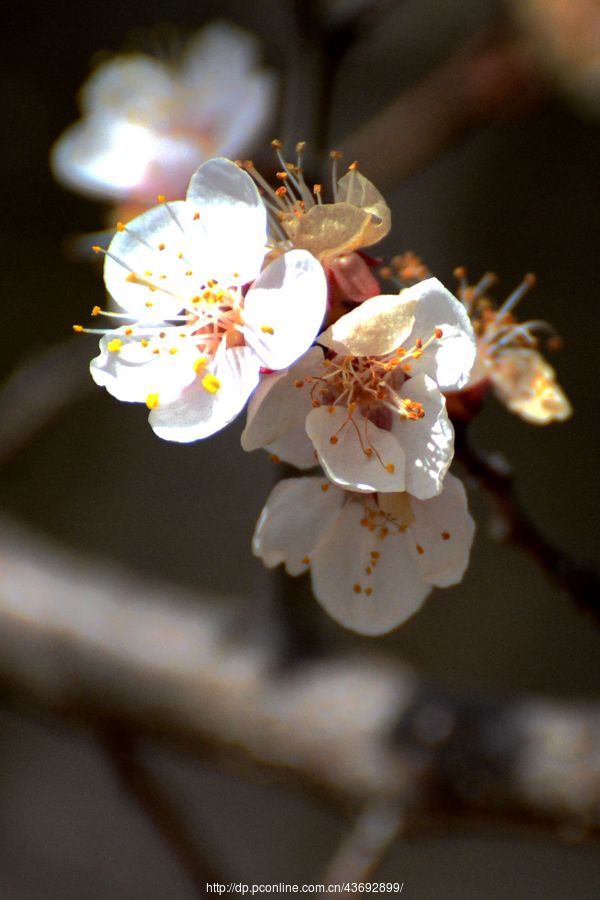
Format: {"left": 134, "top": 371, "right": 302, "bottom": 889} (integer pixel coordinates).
{"left": 391, "top": 374, "right": 454, "bottom": 499}
{"left": 319, "top": 293, "right": 416, "bottom": 357}
{"left": 186, "top": 158, "right": 267, "bottom": 284}
{"left": 243, "top": 250, "right": 327, "bottom": 370}
{"left": 149, "top": 345, "right": 261, "bottom": 442}
{"left": 402, "top": 278, "right": 476, "bottom": 390}
{"left": 90, "top": 327, "right": 198, "bottom": 404}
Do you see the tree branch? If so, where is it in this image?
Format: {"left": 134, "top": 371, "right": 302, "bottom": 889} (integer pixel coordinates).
{"left": 454, "top": 423, "right": 600, "bottom": 625}
{"left": 0, "top": 512, "right": 599, "bottom": 842}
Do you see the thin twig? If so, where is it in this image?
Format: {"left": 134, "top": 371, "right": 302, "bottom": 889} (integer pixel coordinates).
{"left": 100, "top": 727, "right": 224, "bottom": 895}
{"left": 454, "top": 422, "right": 600, "bottom": 624}
{"left": 0, "top": 336, "right": 93, "bottom": 467}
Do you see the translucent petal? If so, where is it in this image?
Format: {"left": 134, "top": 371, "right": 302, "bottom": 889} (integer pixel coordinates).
{"left": 402, "top": 278, "right": 476, "bottom": 390}
{"left": 336, "top": 168, "right": 391, "bottom": 246}
{"left": 318, "top": 293, "right": 416, "bottom": 356}
{"left": 391, "top": 374, "right": 454, "bottom": 499}
{"left": 409, "top": 473, "right": 475, "bottom": 587}
{"left": 252, "top": 477, "right": 345, "bottom": 576}
{"left": 242, "top": 250, "right": 327, "bottom": 370}
{"left": 149, "top": 345, "right": 260, "bottom": 442}
{"left": 282, "top": 203, "right": 372, "bottom": 261}
{"left": 311, "top": 500, "right": 430, "bottom": 635}
{"left": 306, "top": 407, "right": 406, "bottom": 493}
{"left": 490, "top": 348, "right": 572, "bottom": 425}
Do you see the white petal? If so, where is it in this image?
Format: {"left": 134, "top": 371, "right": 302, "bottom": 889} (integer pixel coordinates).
{"left": 81, "top": 55, "right": 174, "bottom": 119}
{"left": 90, "top": 327, "right": 198, "bottom": 404}
{"left": 402, "top": 278, "right": 476, "bottom": 390}
{"left": 242, "top": 251, "right": 327, "bottom": 370}
{"left": 185, "top": 158, "right": 266, "bottom": 283}
{"left": 103, "top": 200, "right": 211, "bottom": 319}
{"left": 319, "top": 293, "right": 416, "bottom": 356}
{"left": 241, "top": 347, "right": 323, "bottom": 467}
{"left": 392, "top": 374, "right": 454, "bottom": 499}
{"left": 311, "top": 500, "right": 430, "bottom": 635}
{"left": 409, "top": 473, "right": 475, "bottom": 587}
{"left": 252, "top": 477, "right": 345, "bottom": 576}
{"left": 306, "top": 407, "right": 406, "bottom": 493}
{"left": 51, "top": 118, "right": 159, "bottom": 202}
{"left": 149, "top": 345, "right": 260, "bottom": 442}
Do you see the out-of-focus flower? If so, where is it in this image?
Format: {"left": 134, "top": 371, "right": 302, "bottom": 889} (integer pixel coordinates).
{"left": 52, "top": 22, "right": 276, "bottom": 204}
{"left": 253, "top": 472, "right": 475, "bottom": 635}
{"left": 76, "top": 158, "right": 326, "bottom": 441}
{"left": 447, "top": 269, "right": 572, "bottom": 425}
{"left": 242, "top": 277, "right": 476, "bottom": 497}
{"left": 244, "top": 147, "right": 390, "bottom": 305}
{"left": 511, "top": 0, "right": 600, "bottom": 115}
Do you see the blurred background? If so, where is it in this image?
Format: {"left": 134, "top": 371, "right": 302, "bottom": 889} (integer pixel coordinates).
{"left": 1, "top": 0, "right": 600, "bottom": 896}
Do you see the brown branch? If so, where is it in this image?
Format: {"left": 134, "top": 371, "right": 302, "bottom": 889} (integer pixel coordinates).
{"left": 0, "top": 512, "right": 599, "bottom": 844}
{"left": 454, "top": 423, "right": 600, "bottom": 625}
{"left": 339, "top": 29, "right": 540, "bottom": 189}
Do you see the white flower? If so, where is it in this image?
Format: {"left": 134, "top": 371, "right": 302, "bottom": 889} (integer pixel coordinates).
{"left": 449, "top": 270, "right": 572, "bottom": 425}
{"left": 242, "top": 277, "right": 476, "bottom": 498}
{"left": 253, "top": 473, "right": 475, "bottom": 636}
{"left": 51, "top": 22, "right": 276, "bottom": 204}
{"left": 86, "top": 158, "right": 327, "bottom": 442}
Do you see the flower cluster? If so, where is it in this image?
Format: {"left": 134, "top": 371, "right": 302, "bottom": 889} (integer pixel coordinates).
{"left": 70, "top": 136, "right": 571, "bottom": 636}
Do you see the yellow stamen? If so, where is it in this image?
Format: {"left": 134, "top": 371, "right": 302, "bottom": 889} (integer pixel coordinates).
{"left": 202, "top": 373, "right": 221, "bottom": 394}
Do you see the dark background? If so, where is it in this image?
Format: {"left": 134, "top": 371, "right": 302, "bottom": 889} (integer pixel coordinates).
{"left": 1, "top": 0, "right": 600, "bottom": 895}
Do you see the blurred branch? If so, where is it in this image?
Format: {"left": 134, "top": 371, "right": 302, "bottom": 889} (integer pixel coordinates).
{"left": 0, "top": 514, "right": 599, "bottom": 849}
{"left": 454, "top": 423, "right": 600, "bottom": 624}
{"left": 101, "top": 727, "right": 225, "bottom": 894}
{"left": 323, "top": 802, "right": 405, "bottom": 889}
{"left": 0, "top": 337, "right": 92, "bottom": 467}
{"left": 339, "top": 29, "right": 539, "bottom": 189}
